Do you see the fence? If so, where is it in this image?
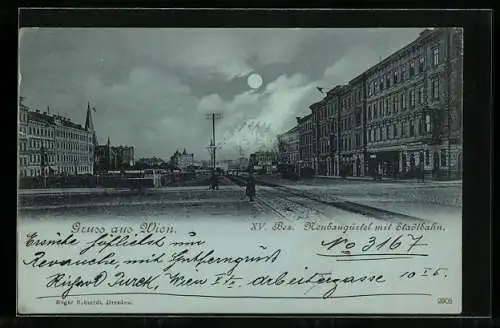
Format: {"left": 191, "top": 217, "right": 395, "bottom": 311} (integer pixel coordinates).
{"left": 18, "top": 172, "right": 197, "bottom": 189}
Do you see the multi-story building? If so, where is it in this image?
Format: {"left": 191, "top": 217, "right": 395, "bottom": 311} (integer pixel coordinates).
{"left": 178, "top": 151, "right": 194, "bottom": 170}
{"left": 53, "top": 114, "right": 94, "bottom": 175}
{"left": 365, "top": 27, "right": 462, "bottom": 179}
{"left": 18, "top": 99, "right": 29, "bottom": 177}
{"left": 285, "top": 27, "right": 462, "bottom": 180}
{"left": 310, "top": 99, "right": 329, "bottom": 175}
{"left": 297, "top": 113, "right": 313, "bottom": 169}
{"left": 19, "top": 101, "right": 95, "bottom": 177}
{"left": 278, "top": 125, "right": 300, "bottom": 172}
{"left": 324, "top": 85, "right": 347, "bottom": 176}
{"left": 343, "top": 73, "right": 367, "bottom": 177}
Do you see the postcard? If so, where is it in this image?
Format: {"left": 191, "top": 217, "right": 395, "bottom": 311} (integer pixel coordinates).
{"left": 17, "top": 26, "right": 463, "bottom": 314}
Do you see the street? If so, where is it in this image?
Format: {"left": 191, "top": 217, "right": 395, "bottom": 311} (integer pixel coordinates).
{"left": 18, "top": 176, "right": 462, "bottom": 228}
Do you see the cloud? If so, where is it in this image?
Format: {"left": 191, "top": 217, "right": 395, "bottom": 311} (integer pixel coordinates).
{"left": 214, "top": 74, "right": 316, "bottom": 157}
{"left": 19, "top": 27, "right": 425, "bottom": 161}
{"left": 197, "top": 94, "right": 223, "bottom": 114}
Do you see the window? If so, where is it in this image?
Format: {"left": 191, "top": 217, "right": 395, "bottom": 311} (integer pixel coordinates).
{"left": 393, "top": 70, "right": 398, "bottom": 84}
{"left": 393, "top": 123, "right": 398, "bottom": 138}
{"left": 393, "top": 95, "right": 398, "bottom": 112}
{"left": 410, "top": 89, "right": 416, "bottom": 108}
{"left": 409, "top": 119, "right": 415, "bottom": 137}
{"left": 409, "top": 62, "right": 415, "bottom": 77}
{"left": 425, "top": 150, "right": 430, "bottom": 165}
{"left": 401, "top": 121, "right": 405, "bottom": 137}
{"left": 419, "top": 56, "right": 425, "bottom": 72}
{"left": 386, "top": 75, "right": 391, "bottom": 88}
{"left": 374, "top": 81, "right": 378, "bottom": 94}
{"left": 378, "top": 127, "right": 383, "bottom": 141}
{"left": 432, "top": 78, "right": 440, "bottom": 100}
{"left": 401, "top": 93, "right": 406, "bottom": 110}
{"left": 418, "top": 86, "right": 425, "bottom": 104}
{"left": 373, "top": 103, "right": 378, "bottom": 118}
{"left": 370, "top": 128, "right": 375, "bottom": 142}
{"left": 441, "top": 149, "right": 447, "bottom": 166}
{"left": 368, "top": 105, "right": 372, "bottom": 120}
{"left": 382, "top": 126, "right": 386, "bottom": 140}
{"left": 432, "top": 47, "right": 439, "bottom": 66}
{"left": 379, "top": 101, "right": 383, "bottom": 116}
{"left": 380, "top": 78, "right": 384, "bottom": 91}
{"left": 425, "top": 114, "right": 431, "bottom": 132}
{"left": 384, "top": 99, "right": 389, "bottom": 116}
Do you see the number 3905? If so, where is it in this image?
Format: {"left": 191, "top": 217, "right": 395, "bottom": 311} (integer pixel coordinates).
{"left": 437, "top": 297, "right": 453, "bottom": 304}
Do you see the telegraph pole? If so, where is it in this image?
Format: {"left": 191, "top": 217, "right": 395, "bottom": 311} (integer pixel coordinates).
{"left": 205, "top": 112, "right": 222, "bottom": 170}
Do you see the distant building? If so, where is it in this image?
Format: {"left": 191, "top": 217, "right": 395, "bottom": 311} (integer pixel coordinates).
{"left": 95, "top": 137, "right": 135, "bottom": 172}
{"left": 112, "top": 146, "right": 135, "bottom": 168}
{"left": 170, "top": 148, "right": 194, "bottom": 170}
{"left": 278, "top": 125, "right": 300, "bottom": 172}
{"left": 250, "top": 151, "right": 278, "bottom": 173}
{"left": 178, "top": 153, "right": 194, "bottom": 170}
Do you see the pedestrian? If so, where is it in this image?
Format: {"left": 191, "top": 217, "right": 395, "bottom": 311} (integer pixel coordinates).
{"left": 246, "top": 173, "right": 256, "bottom": 201}
{"left": 209, "top": 172, "right": 217, "bottom": 191}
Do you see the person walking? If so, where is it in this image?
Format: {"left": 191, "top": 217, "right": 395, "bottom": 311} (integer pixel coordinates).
{"left": 246, "top": 173, "right": 256, "bottom": 201}
{"left": 209, "top": 172, "right": 218, "bottom": 191}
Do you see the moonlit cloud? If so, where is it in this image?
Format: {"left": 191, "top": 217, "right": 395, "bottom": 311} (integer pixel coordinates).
{"left": 19, "top": 27, "right": 424, "bottom": 160}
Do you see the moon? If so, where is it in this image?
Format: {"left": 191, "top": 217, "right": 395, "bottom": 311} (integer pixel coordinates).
{"left": 247, "top": 73, "right": 263, "bottom": 89}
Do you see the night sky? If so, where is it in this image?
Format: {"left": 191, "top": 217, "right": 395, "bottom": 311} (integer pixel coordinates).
{"left": 19, "top": 27, "right": 425, "bottom": 160}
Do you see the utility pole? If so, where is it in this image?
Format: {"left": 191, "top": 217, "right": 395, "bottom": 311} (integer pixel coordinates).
{"left": 205, "top": 112, "right": 222, "bottom": 170}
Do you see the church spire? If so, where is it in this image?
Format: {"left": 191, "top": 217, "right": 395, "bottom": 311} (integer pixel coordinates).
{"left": 85, "top": 102, "right": 99, "bottom": 146}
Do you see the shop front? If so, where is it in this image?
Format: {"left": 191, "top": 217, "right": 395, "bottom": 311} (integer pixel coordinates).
{"left": 367, "top": 151, "right": 400, "bottom": 178}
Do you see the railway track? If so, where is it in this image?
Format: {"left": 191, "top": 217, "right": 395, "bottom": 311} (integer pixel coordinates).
{"left": 226, "top": 175, "right": 426, "bottom": 222}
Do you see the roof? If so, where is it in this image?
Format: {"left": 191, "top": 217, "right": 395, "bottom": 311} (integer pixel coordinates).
{"left": 28, "top": 111, "right": 54, "bottom": 125}
{"left": 352, "top": 28, "right": 445, "bottom": 81}
{"left": 297, "top": 113, "right": 313, "bottom": 124}
{"left": 281, "top": 125, "right": 299, "bottom": 136}
{"left": 27, "top": 110, "right": 87, "bottom": 131}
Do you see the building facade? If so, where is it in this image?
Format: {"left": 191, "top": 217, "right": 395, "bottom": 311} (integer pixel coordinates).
{"left": 324, "top": 85, "right": 348, "bottom": 176}
{"left": 18, "top": 100, "right": 29, "bottom": 177}
{"left": 297, "top": 114, "right": 313, "bottom": 169}
{"left": 365, "top": 28, "right": 462, "bottom": 179}
{"left": 18, "top": 101, "right": 94, "bottom": 177}
{"left": 112, "top": 146, "right": 135, "bottom": 168}
{"left": 278, "top": 125, "right": 300, "bottom": 172}
{"left": 310, "top": 99, "right": 329, "bottom": 175}
{"left": 178, "top": 153, "right": 194, "bottom": 170}
{"left": 287, "top": 28, "right": 463, "bottom": 180}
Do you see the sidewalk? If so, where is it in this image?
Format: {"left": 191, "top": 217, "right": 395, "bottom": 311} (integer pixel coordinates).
{"left": 315, "top": 175, "right": 462, "bottom": 185}
{"left": 18, "top": 188, "right": 131, "bottom": 195}
{"left": 18, "top": 185, "right": 242, "bottom": 196}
